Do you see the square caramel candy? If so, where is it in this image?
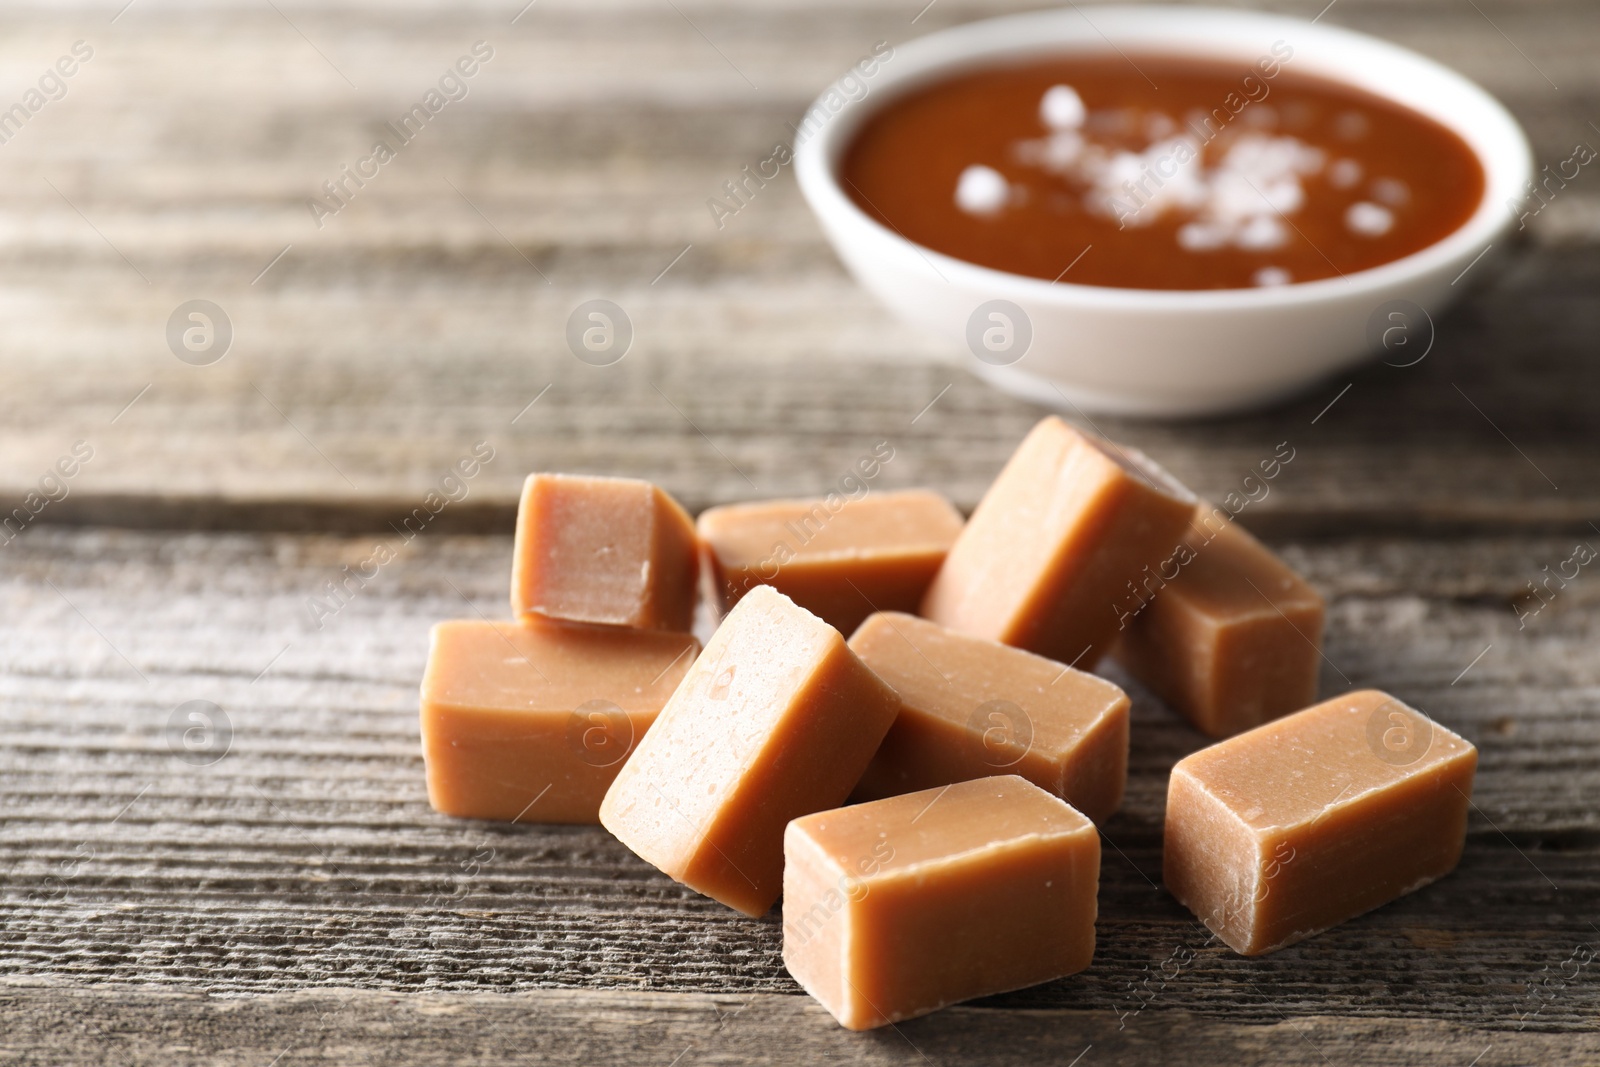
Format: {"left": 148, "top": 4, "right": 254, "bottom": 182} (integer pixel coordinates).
{"left": 697, "top": 488, "right": 964, "bottom": 635}
{"left": 1164, "top": 689, "right": 1478, "bottom": 955}
{"left": 921, "top": 416, "right": 1194, "bottom": 670}
{"left": 848, "top": 611, "right": 1128, "bottom": 823}
{"left": 511, "top": 473, "right": 699, "bottom": 631}
{"left": 783, "top": 775, "right": 1099, "bottom": 1031}
{"left": 1114, "top": 506, "right": 1326, "bottom": 738}
{"left": 420, "top": 619, "right": 698, "bottom": 824}
{"left": 599, "top": 585, "right": 901, "bottom": 916}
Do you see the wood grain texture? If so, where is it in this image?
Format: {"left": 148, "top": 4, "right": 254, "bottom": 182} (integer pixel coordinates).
{"left": 3, "top": 986, "right": 1598, "bottom": 1067}
{"left": 1, "top": 529, "right": 1595, "bottom": 1045}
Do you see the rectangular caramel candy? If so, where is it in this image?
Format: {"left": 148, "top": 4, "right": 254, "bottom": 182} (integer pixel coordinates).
{"left": 921, "top": 416, "right": 1194, "bottom": 669}
{"left": 511, "top": 473, "right": 699, "bottom": 631}
{"left": 420, "top": 619, "right": 698, "bottom": 823}
{"left": 599, "top": 585, "right": 901, "bottom": 916}
{"left": 1114, "top": 507, "right": 1326, "bottom": 738}
{"left": 784, "top": 775, "right": 1099, "bottom": 1030}
{"left": 1164, "top": 689, "right": 1477, "bottom": 955}
{"left": 848, "top": 611, "right": 1128, "bottom": 823}
{"left": 697, "top": 489, "right": 964, "bottom": 635}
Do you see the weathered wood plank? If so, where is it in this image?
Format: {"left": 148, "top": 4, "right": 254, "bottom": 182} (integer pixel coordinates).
{"left": 1, "top": 528, "right": 1594, "bottom": 1030}
{"left": 11, "top": 245, "right": 1600, "bottom": 536}
{"left": 2, "top": 986, "right": 1597, "bottom": 1067}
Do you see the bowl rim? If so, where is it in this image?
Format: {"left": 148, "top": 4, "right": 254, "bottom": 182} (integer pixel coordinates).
{"left": 794, "top": 4, "right": 1533, "bottom": 311}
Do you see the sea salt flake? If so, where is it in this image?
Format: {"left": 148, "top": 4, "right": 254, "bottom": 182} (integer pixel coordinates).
{"left": 955, "top": 165, "right": 1010, "bottom": 215}
{"left": 1041, "top": 85, "right": 1087, "bottom": 130}
{"left": 1236, "top": 214, "right": 1288, "bottom": 250}
{"left": 1371, "top": 177, "right": 1410, "bottom": 206}
{"left": 1346, "top": 200, "right": 1394, "bottom": 236}
{"left": 1329, "top": 159, "right": 1362, "bottom": 189}
{"left": 1178, "top": 222, "right": 1227, "bottom": 251}
{"left": 1039, "top": 131, "right": 1084, "bottom": 170}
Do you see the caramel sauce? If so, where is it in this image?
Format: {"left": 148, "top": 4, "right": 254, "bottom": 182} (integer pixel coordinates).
{"left": 841, "top": 53, "right": 1485, "bottom": 290}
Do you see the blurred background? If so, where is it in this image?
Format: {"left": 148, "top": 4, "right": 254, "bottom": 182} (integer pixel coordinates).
{"left": 0, "top": 0, "right": 1592, "bottom": 524}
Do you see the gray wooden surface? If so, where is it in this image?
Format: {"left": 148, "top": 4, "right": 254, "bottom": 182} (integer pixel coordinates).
{"left": 1, "top": 0, "right": 1597, "bottom": 1063}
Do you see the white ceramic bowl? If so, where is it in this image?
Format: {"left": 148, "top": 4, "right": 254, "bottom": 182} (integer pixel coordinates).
{"left": 795, "top": 5, "right": 1532, "bottom": 417}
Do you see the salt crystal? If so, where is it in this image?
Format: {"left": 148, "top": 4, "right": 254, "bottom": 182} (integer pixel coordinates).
{"left": 1041, "top": 85, "right": 1087, "bottom": 130}
{"left": 1259, "top": 179, "right": 1304, "bottom": 215}
{"left": 1371, "top": 177, "right": 1410, "bottom": 206}
{"left": 1211, "top": 173, "right": 1264, "bottom": 221}
{"left": 1041, "top": 131, "right": 1085, "bottom": 170}
{"left": 1237, "top": 215, "right": 1288, "bottom": 250}
{"left": 1178, "top": 222, "right": 1227, "bottom": 251}
{"left": 1329, "top": 159, "right": 1362, "bottom": 189}
{"left": 1108, "top": 151, "right": 1145, "bottom": 184}
{"left": 1346, "top": 200, "right": 1394, "bottom": 236}
{"left": 955, "top": 165, "right": 1009, "bottom": 216}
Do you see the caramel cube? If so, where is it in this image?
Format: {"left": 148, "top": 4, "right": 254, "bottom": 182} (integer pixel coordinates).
{"left": 1164, "top": 689, "right": 1478, "bottom": 955}
{"left": 600, "top": 585, "right": 901, "bottom": 916}
{"left": 848, "top": 612, "right": 1128, "bottom": 823}
{"left": 1114, "top": 506, "right": 1326, "bottom": 737}
{"left": 697, "top": 489, "right": 964, "bottom": 635}
{"left": 420, "top": 619, "right": 698, "bottom": 823}
{"left": 511, "top": 473, "right": 699, "bottom": 631}
{"left": 921, "top": 416, "right": 1194, "bottom": 669}
{"left": 784, "top": 775, "right": 1099, "bottom": 1030}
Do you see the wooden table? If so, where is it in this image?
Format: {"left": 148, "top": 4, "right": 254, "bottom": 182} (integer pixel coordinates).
{"left": 2, "top": 1, "right": 1596, "bottom": 1062}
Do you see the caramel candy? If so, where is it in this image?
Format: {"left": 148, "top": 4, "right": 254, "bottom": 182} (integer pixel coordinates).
{"left": 1114, "top": 507, "right": 1325, "bottom": 738}
{"left": 511, "top": 473, "right": 699, "bottom": 631}
{"left": 599, "top": 585, "right": 901, "bottom": 916}
{"left": 848, "top": 612, "right": 1128, "bottom": 823}
{"left": 921, "top": 416, "right": 1194, "bottom": 669}
{"left": 784, "top": 775, "right": 1099, "bottom": 1030}
{"left": 420, "top": 619, "right": 698, "bottom": 823}
{"left": 1164, "top": 689, "right": 1477, "bottom": 955}
{"left": 697, "top": 489, "right": 964, "bottom": 635}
